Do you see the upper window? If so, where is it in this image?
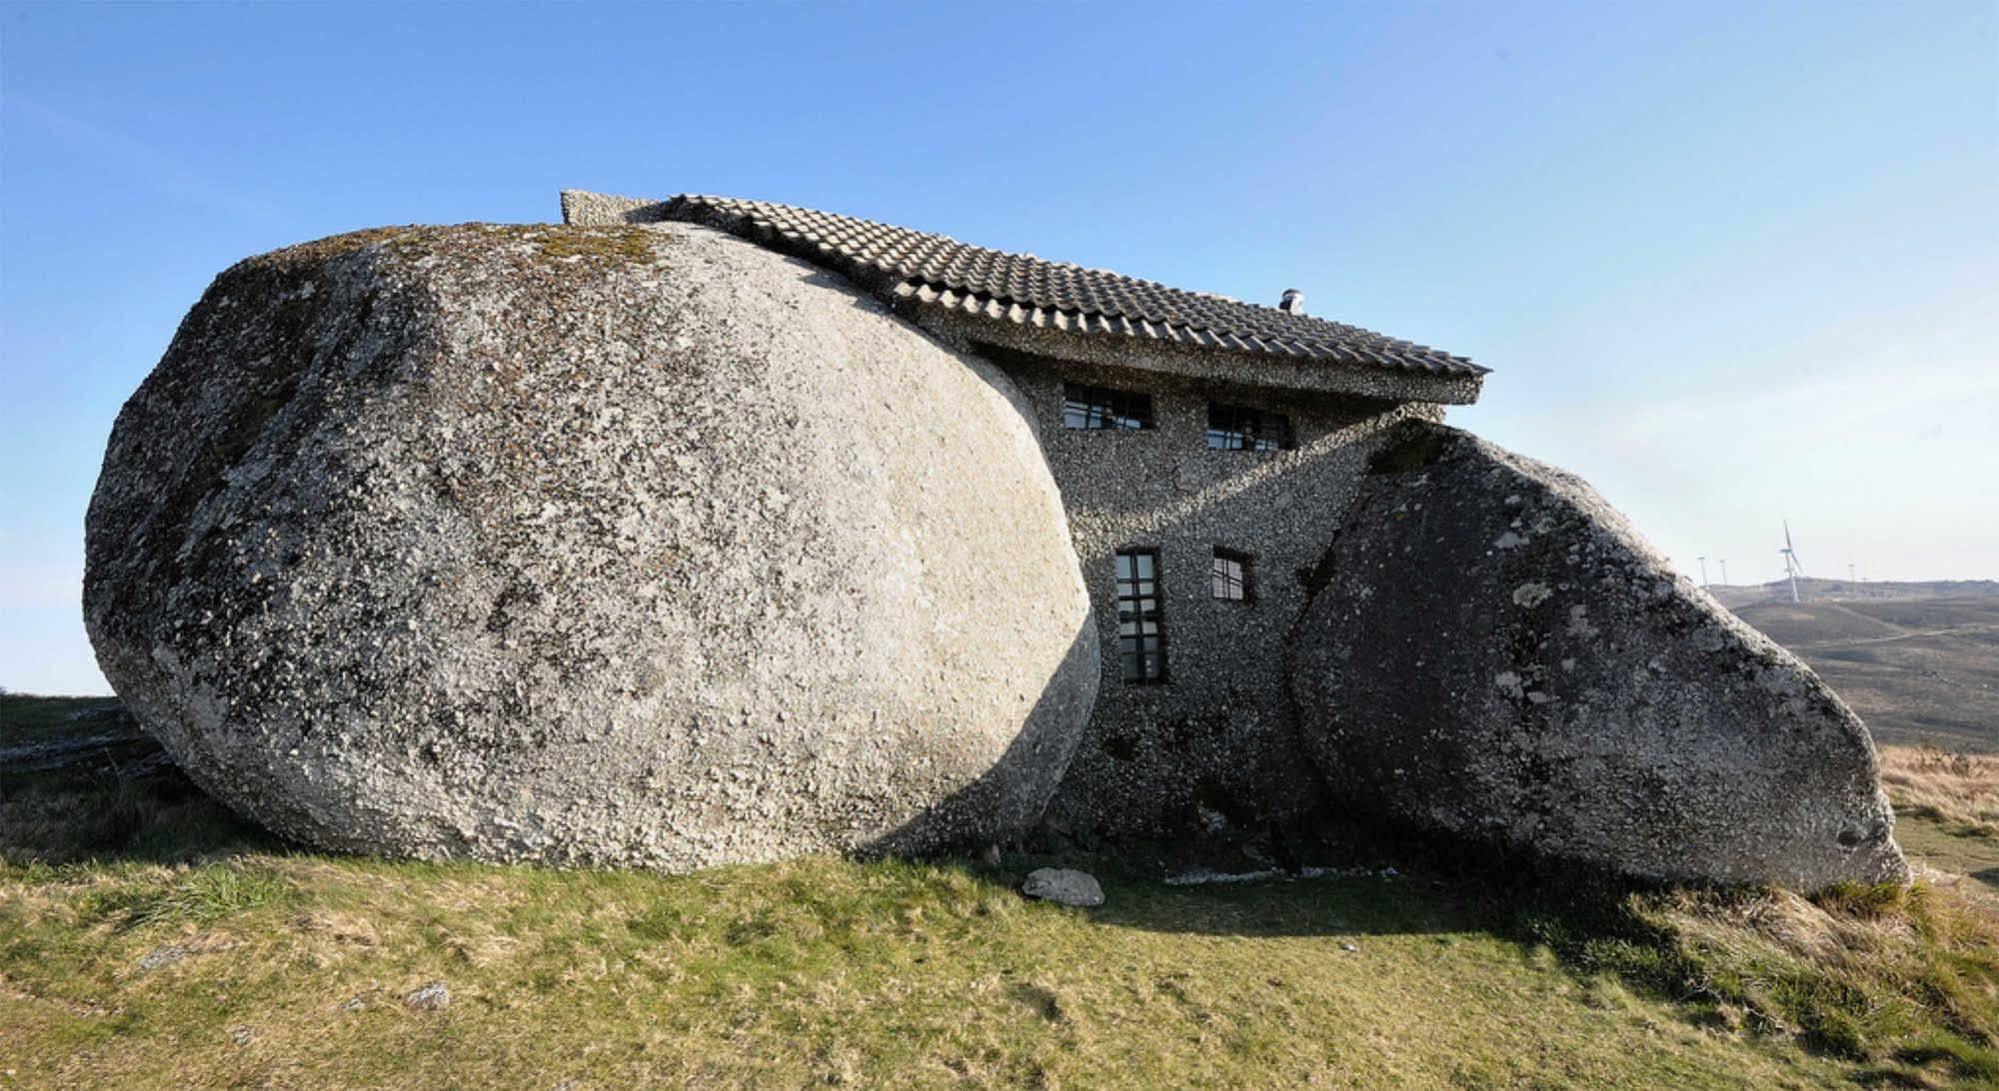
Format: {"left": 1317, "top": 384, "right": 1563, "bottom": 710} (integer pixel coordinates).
{"left": 1064, "top": 383, "right": 1154, "bottom": 431}
{"left": 1211, "top": 548, "right": 1252, "bottom": 602}
{"left": 1206, "top": 403, "right": 1293, "bottom": 451}
{"left": 1115, "top": 550, "right": 1168, "bottom": 684}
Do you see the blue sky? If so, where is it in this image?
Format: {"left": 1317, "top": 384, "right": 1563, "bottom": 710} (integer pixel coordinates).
{"left": 3, "top": 1, "right": 1995, "bottom": 695}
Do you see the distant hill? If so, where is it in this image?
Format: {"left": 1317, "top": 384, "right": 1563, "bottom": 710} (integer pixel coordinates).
{"left": 1705, "top": 577, "right": 1999, "bottom": 611}
{"left": 1727, "top": 592, "right": 1999, "bottom": 754}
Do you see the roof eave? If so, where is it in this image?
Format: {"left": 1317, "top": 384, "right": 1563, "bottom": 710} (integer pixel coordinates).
{"left": 906, "top": 303, "right": 1484, "bottom": 406}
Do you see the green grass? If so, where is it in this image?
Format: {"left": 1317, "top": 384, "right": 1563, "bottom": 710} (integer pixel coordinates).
{"left": 86, "top": 864, "right": 292, "bottom": 930}
{"left": 4, "top": 696, "right": 1998, "bottom": 1088}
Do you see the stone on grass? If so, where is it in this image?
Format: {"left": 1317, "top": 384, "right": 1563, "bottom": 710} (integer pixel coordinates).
{"left": 136, "top": 945, "right": 186, "bottom": 971}
{"left": 84, "top": 222, "right": 1097, "bottom": 873}
{"left": 1288, "top": 421, "right": 1909, "bottom": 891}
{"left": 1021, "top": 867, "right": 1104, "bottom": 907}
{"left": 403, "top": 981, "right": 450, "bottom": 1011}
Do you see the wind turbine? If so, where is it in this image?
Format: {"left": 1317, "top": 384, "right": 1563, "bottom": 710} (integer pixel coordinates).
{"left": 1781, "top": 521, "right": 1805, "bottom": 603}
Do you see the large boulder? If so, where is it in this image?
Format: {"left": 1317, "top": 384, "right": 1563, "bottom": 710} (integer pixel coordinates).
{"left": 1288, "top": 421, "right": 1907, "bottom": 889}
{"left": 84, "top": 222, "right": 1098, "bottom": 870}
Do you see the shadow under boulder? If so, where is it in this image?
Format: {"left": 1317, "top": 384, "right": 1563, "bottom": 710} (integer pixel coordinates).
{"left": 1287, "top": 421, "right": 1909, "bottom": 891}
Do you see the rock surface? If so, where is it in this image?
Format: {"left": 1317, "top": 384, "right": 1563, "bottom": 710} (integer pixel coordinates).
{"left": 1020, "top": 867, "right": 1105, "bottom": 907}
{"left": 84, "top": 222, "right": 1098, "bottom": 871}
{"left": 1288, "top": 421, "right": 1908, "bottom": 890}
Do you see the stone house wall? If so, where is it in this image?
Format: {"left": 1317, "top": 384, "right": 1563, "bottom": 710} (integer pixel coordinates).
{"left": 973, "top": 345, "right": 1441, "bottom": 840}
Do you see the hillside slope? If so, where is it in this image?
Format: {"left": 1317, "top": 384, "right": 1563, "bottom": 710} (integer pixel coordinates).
{"left": 1731, "top": 596, "right": 1999, "bottom": 753}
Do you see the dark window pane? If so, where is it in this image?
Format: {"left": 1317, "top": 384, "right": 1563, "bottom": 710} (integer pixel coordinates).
{"left": 1064, "top": 383, "right": 1154, "bottom": 431}
{"left": 1207, "top": 403, "right": 1293, "bottom": 451}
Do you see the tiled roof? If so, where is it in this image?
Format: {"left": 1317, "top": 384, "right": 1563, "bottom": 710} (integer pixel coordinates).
{"left": 647, "top": 195, "right": 1485, "bottom": 381}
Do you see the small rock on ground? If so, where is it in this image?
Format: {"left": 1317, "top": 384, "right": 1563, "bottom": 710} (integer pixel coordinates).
{"left": 1021, "top": 868, "right": 1104, "bottom": 907}
{"left": 403, "top": 981, "right": 450, "bottom": 1011}
{"left": 136, "top": 945, "right": 186, "bottom": 971}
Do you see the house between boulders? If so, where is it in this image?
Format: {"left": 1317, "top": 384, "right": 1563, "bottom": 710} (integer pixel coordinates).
{"left": 84, "top": 188, "right": 1904, "bottom": 890}
{"left": 563, "top": 191, "right": 1490, "bottom": 846}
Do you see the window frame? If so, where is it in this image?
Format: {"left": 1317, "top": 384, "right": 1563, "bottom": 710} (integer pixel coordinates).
{"left": 1205, "top": 402, "right": 1295, "bottom": 451}
{"left": 1114, "top": 548, "right": 1169, "bottom": 685}
{"left": 1211, "top": 547, "right": 1254, "bottom": 603}
{"left": 1063, "top": 382, "right": 1155, "bottom": 432}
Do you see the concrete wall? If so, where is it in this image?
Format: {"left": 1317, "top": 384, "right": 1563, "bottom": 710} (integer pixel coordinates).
{"left": 977, "top": 346, "right": 1439, "bottom": 840}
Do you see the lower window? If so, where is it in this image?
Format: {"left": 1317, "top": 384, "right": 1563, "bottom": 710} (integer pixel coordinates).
{"left": 1115, "top": 550, "right": 1167, "bottom": 684}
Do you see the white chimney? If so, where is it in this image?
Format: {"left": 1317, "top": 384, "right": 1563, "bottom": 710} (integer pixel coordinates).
{"left": 1279, "top": 288, "right": 1304, "bottom": 315}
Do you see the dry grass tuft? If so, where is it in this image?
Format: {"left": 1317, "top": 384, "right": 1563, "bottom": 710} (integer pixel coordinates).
{"left": 1521, "top": 875, "right": 1999, "bottom": 1082}
{"left": 1880, "top": 745, "right": 1999, "bottom": 837}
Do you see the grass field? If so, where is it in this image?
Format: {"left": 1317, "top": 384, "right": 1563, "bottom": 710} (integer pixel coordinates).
{"left": 5, "top": 695, "right": 1999, "bottom": 1088}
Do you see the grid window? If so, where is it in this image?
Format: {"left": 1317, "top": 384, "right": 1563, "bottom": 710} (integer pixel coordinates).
{"left": 1212, "top": 549, "right": 1252, "bottom": 602}
{"left": 1206, "top": 403, "right": 1294, "bottom": 451}
{"left": 1064, "top": 383, "right": 1154, "bottom": 431}
{"left": 1115, "top": 550, "right": 1167, "bottom": 684}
